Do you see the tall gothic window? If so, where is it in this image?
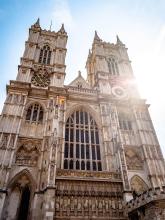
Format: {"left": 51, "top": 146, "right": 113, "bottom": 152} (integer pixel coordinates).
{"left": 108, "top": 58, "right": 119, "bottom": 76}
{"left": 26, "top": 103, "right": 43, "bottom": 123}
{"left": 39, "top": 45, "right": 51, "bottom": 65}
{"left": 64, "top": 110, "right": 102, "bottom": 171}
{"left": 118, "top": 113, "right": 132, "bottom": 130}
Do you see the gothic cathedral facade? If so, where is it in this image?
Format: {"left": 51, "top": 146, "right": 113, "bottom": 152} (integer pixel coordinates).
{"left": 0, "top": 19, "right": 165, "bottom": 220}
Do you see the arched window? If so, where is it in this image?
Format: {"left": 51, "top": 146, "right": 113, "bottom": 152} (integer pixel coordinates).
{"left": 39, "top": 45, "right": 51, "bottom": 65}
{"left": 26, "top": 103, "right": 43, "bottom": 123}
{"left": 108, "top": 58, "right": 119, "bottom": 76}
{"left": 64, "top": 110, "right": 102, "bottom": 171}
{"left": 118, "top": 112, "right": 132, "bottom": 131}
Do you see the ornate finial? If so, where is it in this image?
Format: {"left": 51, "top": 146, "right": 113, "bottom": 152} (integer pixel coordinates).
{"left": 116, "top": 35, "right": 124, "bottom": 45}
{"left": 58, "top": 23, "right": 66, "bottom": 34}
{"left": 34, "top": 18, "right": 40, "bottom": 27}
{"left": 88, "top": 49, "right": 92, "bottom": 59}
{"left": 94, "top": 30, "right": 101, "bottom": 41}
{"left": 36, "top": 18, "right": 40, "bottom": 25}
{"left": 93, "top": 31, "right": 102, "bottom": 44}
{"left": 49, "top": 20, "right": 52, "bottom": 31}
{"left": 78, "top": 70, "right": 81, "bottom": 76}
{"left": 32, "top": 18, "right": 41, "bottom": 29}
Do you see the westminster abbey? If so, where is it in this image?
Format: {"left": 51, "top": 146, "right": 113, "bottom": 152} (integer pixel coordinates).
{"left": 0, "top": 19, "right": 165, "bottom": 220}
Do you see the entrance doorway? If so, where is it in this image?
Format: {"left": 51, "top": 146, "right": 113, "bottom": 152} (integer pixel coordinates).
{"left": 17, "top": 186, "right": 31, "bottom": 220}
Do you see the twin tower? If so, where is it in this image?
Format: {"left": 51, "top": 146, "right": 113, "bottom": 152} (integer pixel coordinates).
{"left": 0, "top": 19, "right": 165, "bottom": 220}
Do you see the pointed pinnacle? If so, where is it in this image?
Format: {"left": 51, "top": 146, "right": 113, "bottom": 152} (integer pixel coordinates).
{"left": 94, "top": 30, "right": 101, "bottom": 41}
{"left": 59, "top": 23, "right": 66, "bottom": 33}
{"left": 36, "top": 18, "right": 40, "bottom": 25}
{"left": 78, "top": 70, "right": 81, "bottom": 76}
{"left": 33, "top": 18, "right": 40, "bottom": 28}
{"left": 88, "top": 49, "right": 92, "bottom": 58}
{"left": 116, "top": 35, "right": 123, "bottom": 45}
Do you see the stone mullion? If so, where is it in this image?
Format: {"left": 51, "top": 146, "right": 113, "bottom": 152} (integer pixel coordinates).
{"left": 30, "top": 104, "right": 34, "bottom": 122}
{"left": 88, "top": 113, "right": 93, "bottom": 171}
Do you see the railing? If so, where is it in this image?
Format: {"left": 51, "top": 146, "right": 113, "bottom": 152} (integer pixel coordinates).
{"left": 68, "top": 86, "right": 97, "bottom": 94}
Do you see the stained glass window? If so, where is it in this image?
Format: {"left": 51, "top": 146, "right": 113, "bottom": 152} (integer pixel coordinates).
{"left": 64, "top": 110, "right": 102, "bottom": 171}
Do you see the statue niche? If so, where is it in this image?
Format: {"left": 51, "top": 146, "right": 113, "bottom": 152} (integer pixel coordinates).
{"left": 16, "top": 142, "right": 39, "bottom": 166}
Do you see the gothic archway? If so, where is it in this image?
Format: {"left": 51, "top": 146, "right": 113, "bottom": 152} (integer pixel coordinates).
{"left": 130, "top": 175, "right": 148, "bottom": 195}
{"left": 17, "top": 186, "right": 31, "bottom": 220}
{"left": 3, "top": 170, "right": 35, "bottom": 220}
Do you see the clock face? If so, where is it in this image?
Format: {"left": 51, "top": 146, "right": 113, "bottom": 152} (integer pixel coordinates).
{"left": 112, "top": 86, "right": 127, "bottom": 99}
{"left": 31, "top": 70, "right": 50, "bottom": 88}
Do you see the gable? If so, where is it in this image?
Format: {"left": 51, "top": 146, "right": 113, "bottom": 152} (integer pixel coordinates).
{"left": 68, "top": 73, "right": 91, "bottom": 89}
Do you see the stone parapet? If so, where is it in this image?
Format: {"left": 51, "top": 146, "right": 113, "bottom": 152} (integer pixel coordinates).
{"left": 126, "top": 186, "right": 165, "bottom": 213}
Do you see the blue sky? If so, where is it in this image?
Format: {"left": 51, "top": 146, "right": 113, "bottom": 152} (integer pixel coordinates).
{"left": 0, "top": 0, "right": 165, "bottom": 155}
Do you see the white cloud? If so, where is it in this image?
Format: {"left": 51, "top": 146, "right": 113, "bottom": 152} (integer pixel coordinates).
{"left": 51, "top": 0, "right": 75, "bottom": 30}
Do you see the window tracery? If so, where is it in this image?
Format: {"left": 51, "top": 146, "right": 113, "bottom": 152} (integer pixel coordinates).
{"left": 39, "top": 45, "right": 51, "bottom": 65}
{"left": 118, "top": 113, "right": 132, "bottom": 130}
{"left": 64, "top": 110, "right": 102, "bottom": 171}
{"left": 26, "top": 103, "right": 43, "bottom": 123}
{"left": 108, "top": 58, "right": 119, "bottom": 76}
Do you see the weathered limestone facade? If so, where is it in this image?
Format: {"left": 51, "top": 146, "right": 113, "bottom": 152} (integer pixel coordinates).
{"left": 0, "top": 19, "right": 165, "bottom": 220}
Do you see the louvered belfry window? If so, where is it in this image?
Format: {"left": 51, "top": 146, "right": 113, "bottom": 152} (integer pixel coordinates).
{"left": 39, "top": 45, "right": 51, "bottom": 65}
{"left": 64, "top": 110, "right": 102, "bottom": 171}
{"left": 108, "top": 58, "right": 119, "bottom": 76}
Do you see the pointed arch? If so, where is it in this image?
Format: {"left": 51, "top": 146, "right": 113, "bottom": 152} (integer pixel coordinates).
{"left": 3, "top": 169, "right": 36, "bottom": 220}
{"left": 107, "top": 56, "right": 119, "bottom": 76}
{"left": 7, "top": 169, "right": 36, "bottom": 190}
{"left": 25, "top": 102, "right": 44, "bottom": 123}
{"left": 65, "top": 104, "right": 101, "bottom": 130}
{"left": 64, "top": 107, "right": 102, "bottom": 171}
{"left": 130, "top": 175, "right": 148, "bottom": 195}
{"left": 39, "top": 44, "right": 52, "bottom": 65}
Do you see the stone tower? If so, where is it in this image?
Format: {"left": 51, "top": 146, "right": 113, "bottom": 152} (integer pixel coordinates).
{"left": 0, "top": 20, "right": 165, "bottom": 220}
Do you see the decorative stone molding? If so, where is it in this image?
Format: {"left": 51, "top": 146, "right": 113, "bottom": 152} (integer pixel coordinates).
{"left": 126, "top": 186, "right": 165, "bottom": 213}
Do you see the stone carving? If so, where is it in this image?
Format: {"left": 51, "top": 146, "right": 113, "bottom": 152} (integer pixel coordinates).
{"left": 8, "top": 135, "right": 15, "bottom": 149}
{"left": 0, "top": 134, "right": 9, "bottom": 149}
{"left": 125, "top": 148, "right": 143, "bottom": 170}
{"left": 56, "top": 169, "right": 121, "bottom": 180}
{"left": 55, "top": 180, "right": 124, "bottom": 218}
{"left": 16, "top": 141, "right": 40, "bottom": 166}
{"left": 130, "top": 175, "right": 148, "bottom": 194}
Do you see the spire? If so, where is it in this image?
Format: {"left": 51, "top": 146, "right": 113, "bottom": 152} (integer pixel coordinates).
{"left": 31, "top": 18, "right": 41, "bottom": 30}
{"left": 34, "top": 18, "right": 40, "bottom": 27}
{"left": 88, "top": 49, "right": 92, "bottom": 58}
{"left": 116, "top": 35, "right": 124, "bottom": 45}
{"left": 94, "top": 31, "right": 102, "bottom": 43}
{"left": 58, "top": 23, "right": 66, "bottom": 34}
{"left": 78, "top": 70, "right": 81, "bottom": 76}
